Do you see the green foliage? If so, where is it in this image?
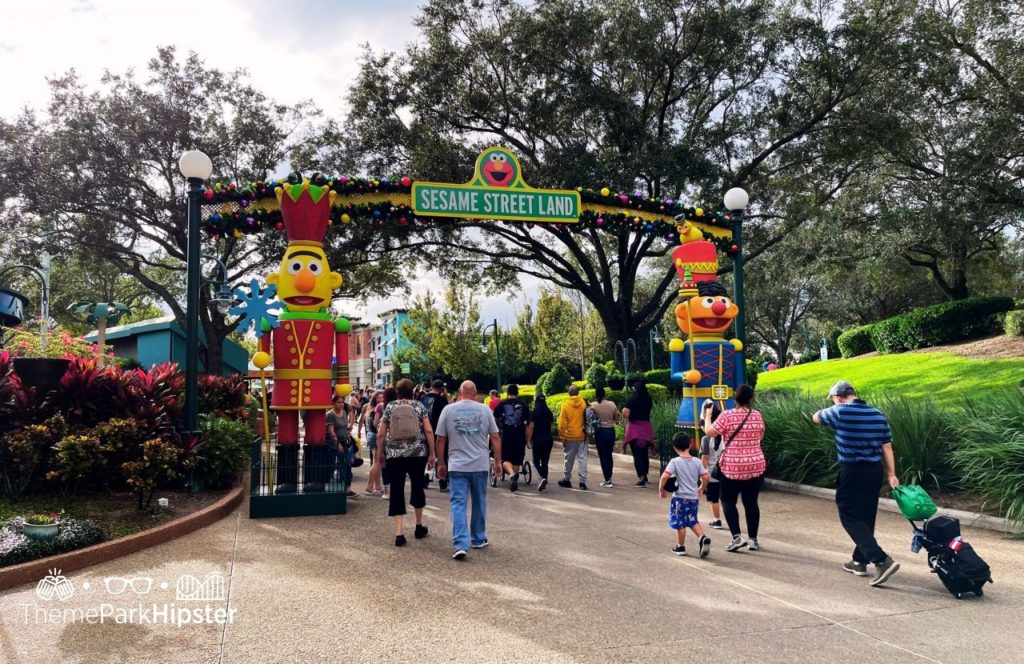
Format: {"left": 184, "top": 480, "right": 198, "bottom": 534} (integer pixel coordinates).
{"left": 952, "top": 393, "right": 1024, "bottom": 524}
{"left": 198, "top": 374, "right": 250, "bottom": 420}
{"left": 757, "top": 352, "right": 1024, "bottom": 408}
{"left": 744, "top": 360, "right": 759, "bottom": 389}
{"left": 3, "top": 325, "right": 103, "bottom": 360}
{"left": 121, "top": 438, "right": 185, "bottom": 509}
{"left": 47, "top": 433, "right": 111, "bottom": 496}
{"left": 198, "top": 416, "right": 253, "bottom": 489}
{"left": 0, "top": 416, "right": 66, "bottom": 498}
{"left": 1005, "top": 310, "right": 1024, "bottom": 337}
{"left": 643, "top": 369, "right": 671, "bottom": 386}
{"left": 837, "top": 325, "right": 877, "bottom": 358}
{"left": 585, "top": 363, "right": 608, "bottom": 389}
{"left": 0, "top": 516, "right": 105, "bottom": 568}
{"left": 543, "top": 363, "right": 574, "bottom": 397}
{"left": 646, "top": 384, "right": 669, "bottom": 402}
{"left": 870, "top": 297, "right": 1015, "bottom": 354}
{"left": 535, "top": 372, "right": 550, "bottom": 396}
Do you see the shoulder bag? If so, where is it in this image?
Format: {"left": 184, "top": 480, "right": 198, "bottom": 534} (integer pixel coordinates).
{"left": 710, "top": 410, "right": 752, "bottom": 482}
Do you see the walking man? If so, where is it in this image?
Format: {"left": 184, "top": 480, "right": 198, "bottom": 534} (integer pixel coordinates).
{"left": 813, "top": 380, "right": 901, "bottom": 587}
{"left": 436, "top": 381, "right": 502, "bottom": 560}
{"left": 494, "top": 384, "right": 530, "bottom": 492}
{"left": 557, "top": 385, "right": 588, "bottom": 490}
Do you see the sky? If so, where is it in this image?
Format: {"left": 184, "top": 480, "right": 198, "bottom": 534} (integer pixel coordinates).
{"left": 0, "top": 0, "right": 538, "bottom": 328}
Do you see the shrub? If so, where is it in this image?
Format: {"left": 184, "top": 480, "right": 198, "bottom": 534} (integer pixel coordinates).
{"left": 1005, "top": 310, "right": 1024, "bottom": 337}
{"left": 121, "top": 438, "right": 186, "bottom": 509}
{"left": 951, "top": 393, "right": 1024, "bottom": 524}
{"left": 0, "top": 415, "right": 67, "bottom": 498}
{"left": 871, "top": 297, "right": 1015, "bottom": 354}
{"left": 535, "top": 372, "right": 550, "bottom": 396}
{"left": 543, "top": 363, "right": 573, "bottom": 396}
{"left": 198, "top": 374, "right": 250, "bottom": 420}
{"left": 4, "top": 324, "right": 103, "bottom": 360}
{"left": 47, "top": 433, "right": 111, "bottom": 495}
{"left": 0, "top": 516, "right": 105, "bottom": 567}
{"left": 584, "top": 363, "right": 609, "bottom": 390}
{"left": 744, "top": 360, "right": 759, "bottom": 389}
{"left": 643, "top": 368, "right": 672, "bottom": 385}
{"left": 837, "top": 325, "right": 876, "bottom": 358}
{"left": 646, "top": 383, "right": 669, "bottom": 401}
{"left": 198, "top": 416, "right": 253, "bottom": 489}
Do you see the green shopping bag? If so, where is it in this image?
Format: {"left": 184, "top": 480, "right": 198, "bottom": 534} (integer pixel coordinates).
{"left": 891, "top": 484, "right": 937, "bottom": 520}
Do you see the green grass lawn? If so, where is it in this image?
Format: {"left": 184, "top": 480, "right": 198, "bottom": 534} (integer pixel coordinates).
{"left": 757, "top": 352, "right": 1024, "bottom": 406}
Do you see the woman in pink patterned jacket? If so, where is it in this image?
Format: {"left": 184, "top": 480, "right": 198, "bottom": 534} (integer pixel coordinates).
{"left": 703, "top": 384, "right": 766, "bottom": 553}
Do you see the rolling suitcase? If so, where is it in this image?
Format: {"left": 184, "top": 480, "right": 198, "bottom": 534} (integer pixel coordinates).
{"left": 933, "top": 542, "right": 992, "bottom": 599}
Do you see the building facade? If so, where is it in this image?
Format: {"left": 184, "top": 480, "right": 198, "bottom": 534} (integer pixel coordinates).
{"left": 347, "top": 322, "right": 373, "bottom": 390}
{"left": 372, "top": 308, "right": 409, "bottom": 386}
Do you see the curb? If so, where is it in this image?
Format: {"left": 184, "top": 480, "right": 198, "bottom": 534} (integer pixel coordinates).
{"left": 764, "top": 478, "right": 1024, "bottom": 535}
{"left": 0, "top": 484, "right": 244, "bottom": 592}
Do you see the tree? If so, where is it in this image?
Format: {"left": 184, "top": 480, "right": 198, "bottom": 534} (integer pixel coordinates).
{"left": 395, "top": 284, "right": 487, "bottom": 382}
{"left": 0, "top": 48, "right": 406, "bottom": 373}
{"left": 337, "top": 0, "right": 911, "bottom": 349}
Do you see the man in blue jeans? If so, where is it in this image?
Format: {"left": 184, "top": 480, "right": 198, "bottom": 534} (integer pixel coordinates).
{"left": 435, "top": 380, "right": 502, "bottom": 560}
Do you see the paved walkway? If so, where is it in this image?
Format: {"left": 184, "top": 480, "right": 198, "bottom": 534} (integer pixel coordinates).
{"left": 2, "top": 451, "right": 1022, "bottom": 664}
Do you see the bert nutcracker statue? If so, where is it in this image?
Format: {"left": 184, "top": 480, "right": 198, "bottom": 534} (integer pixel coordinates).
{"left": 256, "top": 179, "right": 351, "bottom": 494}
{"left": 668, "top": 227, "right": 741, "bottom": 443}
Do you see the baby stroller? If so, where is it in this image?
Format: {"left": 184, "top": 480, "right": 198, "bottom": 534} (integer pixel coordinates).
{"left": 489, "top": 455, "right": 532, "bottom": 488}
{"left": 893, "top": 485, "right": 993, "bottom": 599}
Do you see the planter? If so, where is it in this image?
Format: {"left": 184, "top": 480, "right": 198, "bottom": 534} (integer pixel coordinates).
{"left": 12, "top": 357, "right": 71, "bottom": 389}
{"left": 22, "top": 522, "right": 59, "bottom": 541}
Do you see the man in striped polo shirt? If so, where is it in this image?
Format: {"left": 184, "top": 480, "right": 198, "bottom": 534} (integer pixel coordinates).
{"left": 813, "top": 380, "right": 901, "bottom": 587}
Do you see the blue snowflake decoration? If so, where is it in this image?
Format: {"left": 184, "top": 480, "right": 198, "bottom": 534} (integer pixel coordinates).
{"left": 229, "top": 279, "right": 282, "bottom": 338}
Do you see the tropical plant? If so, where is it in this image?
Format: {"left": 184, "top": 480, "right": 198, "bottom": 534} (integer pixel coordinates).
{"left": 3, "top": 324, "right": 104, "bottom": 360}
{"left": 952, "top": 393, "right": 1024, "bottom": 524}
{"left": 0, "top": 415, "right": 67, "bottom": 498}
{"left": 197, "top": 416, "right": 253, "bottom": 489}
{"left": 121, "top": 438, "right": 185, "bottom": 509}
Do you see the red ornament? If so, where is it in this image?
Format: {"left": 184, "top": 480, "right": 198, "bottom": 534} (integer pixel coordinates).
{"left": 398, "top": 217, "right": 408, "bottom": 225}
{"left": 728, "top": 243, "right": 739, "bottom": 255}
{"left": 401, "top": 176, "right": 412, "bottom": 187}
{"left": 227, "top": 183, "right": 237, "bottom": 191}
{"left": 202, "top": 189, "right": 214, "bottom": 201}
{"left": 275, "top": 222, "right": 285, "bottom": 230}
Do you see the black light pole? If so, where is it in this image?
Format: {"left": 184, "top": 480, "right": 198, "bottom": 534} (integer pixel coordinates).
{"left": 724, "top": 187, "right": 749, "bottom": 386}
{"left": 178, "top": 151, "right": 213, "bottom": 434}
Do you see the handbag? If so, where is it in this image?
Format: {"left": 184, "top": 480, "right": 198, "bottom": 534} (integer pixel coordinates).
{"left": 710, "top": 410, "right": 752, "bottom": 482}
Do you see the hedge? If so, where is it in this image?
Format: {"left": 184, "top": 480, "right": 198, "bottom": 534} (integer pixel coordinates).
{"left": 643, "top": 368, "right": 671, "bottom": 385}
{"left": 870, "top": 296, "right": 1014, "bottom": 354}
{"left": 547, "top": 384, "right": 669, "bottom": 419}
{"left": 837, "top": 325, "right": 876, "bottom": 358}
{"left": 1006, "top": 310, "right": 1024, "bottom": 337}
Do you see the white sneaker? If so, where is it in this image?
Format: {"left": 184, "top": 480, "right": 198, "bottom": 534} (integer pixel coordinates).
{"left": 748, "top": 538, "right": 760, "bottom": 551}
{"left": 601, "top": 480, "right": 613, "bottom": 488}
{"left": 452, "top": 550, "right": 467, "bottom": 560}
{"left": 725, "top": 536, "right": 748, "bottom": 553}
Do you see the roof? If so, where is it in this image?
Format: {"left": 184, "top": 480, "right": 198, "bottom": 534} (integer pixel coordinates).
{"left": 83, "top": 316, "right": 207, "bottom": 343}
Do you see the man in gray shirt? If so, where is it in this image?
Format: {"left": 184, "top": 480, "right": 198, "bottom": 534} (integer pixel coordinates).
{"left": 436, "top": 381, "right": 501, "bottom": 560}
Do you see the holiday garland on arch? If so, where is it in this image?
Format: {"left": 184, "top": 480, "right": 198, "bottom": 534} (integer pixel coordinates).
{"left": 200, "top": 172, "right": 740, "bottom": 255}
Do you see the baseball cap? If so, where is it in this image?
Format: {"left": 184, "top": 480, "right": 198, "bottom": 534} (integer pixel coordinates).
{"left": 828, "top": 380, "right": 857, "bottom": 398}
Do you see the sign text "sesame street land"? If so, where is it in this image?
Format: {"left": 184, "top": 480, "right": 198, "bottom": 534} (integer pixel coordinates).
{"left": 412, "top": 185, "right": 580, "bottom": 223}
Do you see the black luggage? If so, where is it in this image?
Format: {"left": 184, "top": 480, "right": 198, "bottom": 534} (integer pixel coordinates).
{"left": 923, "top": 516, "right": 961, "bottom": 545}
{"left": 933, "top": 542, "right": 992, "bottom": 599}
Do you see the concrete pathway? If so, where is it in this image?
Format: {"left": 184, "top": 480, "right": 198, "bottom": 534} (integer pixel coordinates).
{"left": 2, "top": 451, "right": 1022, "bottom": 664}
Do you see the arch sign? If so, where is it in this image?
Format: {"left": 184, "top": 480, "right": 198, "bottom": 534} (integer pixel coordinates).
{"left": 411, "top": 147, "right": 580, "bottom": 223}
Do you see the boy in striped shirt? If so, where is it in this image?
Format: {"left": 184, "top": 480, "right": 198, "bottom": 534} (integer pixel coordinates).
{"left": 813, "top": 380, "right": 901, "bottom": 587}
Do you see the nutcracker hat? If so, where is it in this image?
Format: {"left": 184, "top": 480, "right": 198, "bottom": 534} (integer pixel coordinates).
{"left": 274, "top": 179, "right": 336, "bottom": 246}
{"left": 672, "top": 240, "right": 719, "bottom": 284}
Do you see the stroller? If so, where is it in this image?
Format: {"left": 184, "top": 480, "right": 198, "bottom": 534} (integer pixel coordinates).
{"left": 489, "top": 456, "right": 532, "bottom": 488}
{"left": 893, "top": 485, "right": 993, "bottom": 599}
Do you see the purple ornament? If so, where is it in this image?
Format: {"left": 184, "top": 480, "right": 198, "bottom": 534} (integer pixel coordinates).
{"left": 665, "top": 199, "right": 674, "bottom": 206}
{"left": 339, "top": 176, "right": 349, "bottom": 185}
{"left": 239, "top": 199, "right": 248, "bottom": 209}
{"left": 596, "top": 217, "right": 604, "bottom": 227}
{"left": 246, "top": 216, "right": 255, "bottom": 225}
{"left": 619, "top": 194, "right": 629, "bottom": 203}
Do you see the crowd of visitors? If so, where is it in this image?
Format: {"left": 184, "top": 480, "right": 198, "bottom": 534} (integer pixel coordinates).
{"left": 310, "top": 375, "right": 901, "bottom": 585}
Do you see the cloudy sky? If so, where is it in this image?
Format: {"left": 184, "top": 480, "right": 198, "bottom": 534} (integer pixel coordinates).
{"left": 1, "top": 0, "right": 538, "bottom": 327}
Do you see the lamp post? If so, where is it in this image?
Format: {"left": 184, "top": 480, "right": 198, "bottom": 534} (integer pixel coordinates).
{"left": 615, "top": 338, "right": 636, "bottom": 385}
{"left": 201, "top": 254, "right": 233, "bottom": 315}
{"left": 647, "top": 328, "right": 662, "bottom": 371}
{"left": 0, "top": 265, "right": 50, "bottom": 350}
{"left": 481, "top": 319, "right": 502, "bottom": 391}
{"left": 178, "top": 150, "right": 213, "bottom": 434}
{"left": 724, "top": 187, "right": 749, "bottom": 386}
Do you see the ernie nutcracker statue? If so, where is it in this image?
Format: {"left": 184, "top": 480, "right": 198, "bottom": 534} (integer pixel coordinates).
{"left": 256, "top": 180, "right": 351, "bottom": 494}
{"left": 668, "top": 227, "right": 742, "bottom": 444}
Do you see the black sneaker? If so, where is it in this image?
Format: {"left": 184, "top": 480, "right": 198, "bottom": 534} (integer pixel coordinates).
{"left": 452, "top": 549, "right": 467, "bottom": 560}
{"left": 634, "top": 479, "right": 647, "bottom": 488}
{"left": 843, "top": 560, "right": 869, "bottom": 577}
{"left": 414, "top": 524, "right": 429, "bottom": 539}
{"left": 708, "top": 519, "right": 723, "bottom": 530}
{"left": 438, "top": 479, "right": 448, "bottom": 492}
{"left": 395, "top": 535, "right": 407, "bottom": 547}
{"left": 870, "top": 557, "right": 901, "bottom": 587}
{"left": 698, "top": 535, "right": 711, "bottom": 559}
{"left": 557, "top": 479, "right": 572, "bottom": 488}
{"left": 510, "top": 473, "right": 519, "bottom": 492}
{"left": 538, "top": 478, "right": 548, "bottom": 492}
{"left": 579, "top": 482, "right": 588, "bottom": 490}
{"left": 672, "top": 545, "right": 687, "bottom": 556}
{"left": 471, "top": 540, "right": 489, "bottom": 549}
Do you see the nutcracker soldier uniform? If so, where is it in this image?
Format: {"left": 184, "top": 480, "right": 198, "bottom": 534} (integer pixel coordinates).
{"left": 669, "top": 233, "right": 742, "bottom": 441}
{"left": 258, "top": 180, "right": 351, "bottom": 494}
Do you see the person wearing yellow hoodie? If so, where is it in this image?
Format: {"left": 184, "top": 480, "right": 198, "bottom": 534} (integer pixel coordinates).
{"left": 557, "top": 385, "right": 589, "bottom": 490}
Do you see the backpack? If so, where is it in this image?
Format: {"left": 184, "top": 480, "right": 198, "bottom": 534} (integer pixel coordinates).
{"left": 388, "top": 401, "right": 421, "bottom": 441}
{"left": 934, "top": 542, "right": 992, "bottom": 599}
{"left": 500, "top": 402, "right": 525, "bottom": 429}
{"left": 584, "top": 403, "right": 600, "bottom": 435}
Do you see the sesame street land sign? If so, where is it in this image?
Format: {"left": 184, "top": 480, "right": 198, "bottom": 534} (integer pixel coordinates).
{"left": 412, "top": 147, "right": 581, "bottom": 223}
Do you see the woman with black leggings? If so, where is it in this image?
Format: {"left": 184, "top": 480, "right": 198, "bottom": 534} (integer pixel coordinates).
{"left": 528, "top": 395, "right": 555, "bottom": 492}
{"left": 703, "top": 384, "right": 767, "bottom": 552}
{"left": 378, "top": 378, "right": 436, "bottom": 547}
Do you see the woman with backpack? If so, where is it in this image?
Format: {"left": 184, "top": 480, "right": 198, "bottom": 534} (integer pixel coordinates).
{"left": 527, "top": 395, "right": 555, "bottom": 492}
{"left": 622, "top": 381, "right": 655, "bottom": 487}
{"left": 702, "top": 384, "right": 767, "bottom": 552}
{"left": 590, "top": 387, "right": 621, "bottom": 488}
{"left": 377, "top": 378, "right": 436, "bottom": 547}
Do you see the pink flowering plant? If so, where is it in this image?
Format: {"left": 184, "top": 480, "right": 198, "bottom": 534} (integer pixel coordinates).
{"left": 4, "top": 323, "right": 108, "bottom": 360}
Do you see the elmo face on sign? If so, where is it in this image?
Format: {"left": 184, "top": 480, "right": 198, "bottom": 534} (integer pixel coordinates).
{"left": 480, "top": 149, "right": 518, "bottom": 187}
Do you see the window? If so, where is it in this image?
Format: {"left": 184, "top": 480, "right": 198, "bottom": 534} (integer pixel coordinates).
{"left": 355, "top": 337, "right": 361, "bottom": 355}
